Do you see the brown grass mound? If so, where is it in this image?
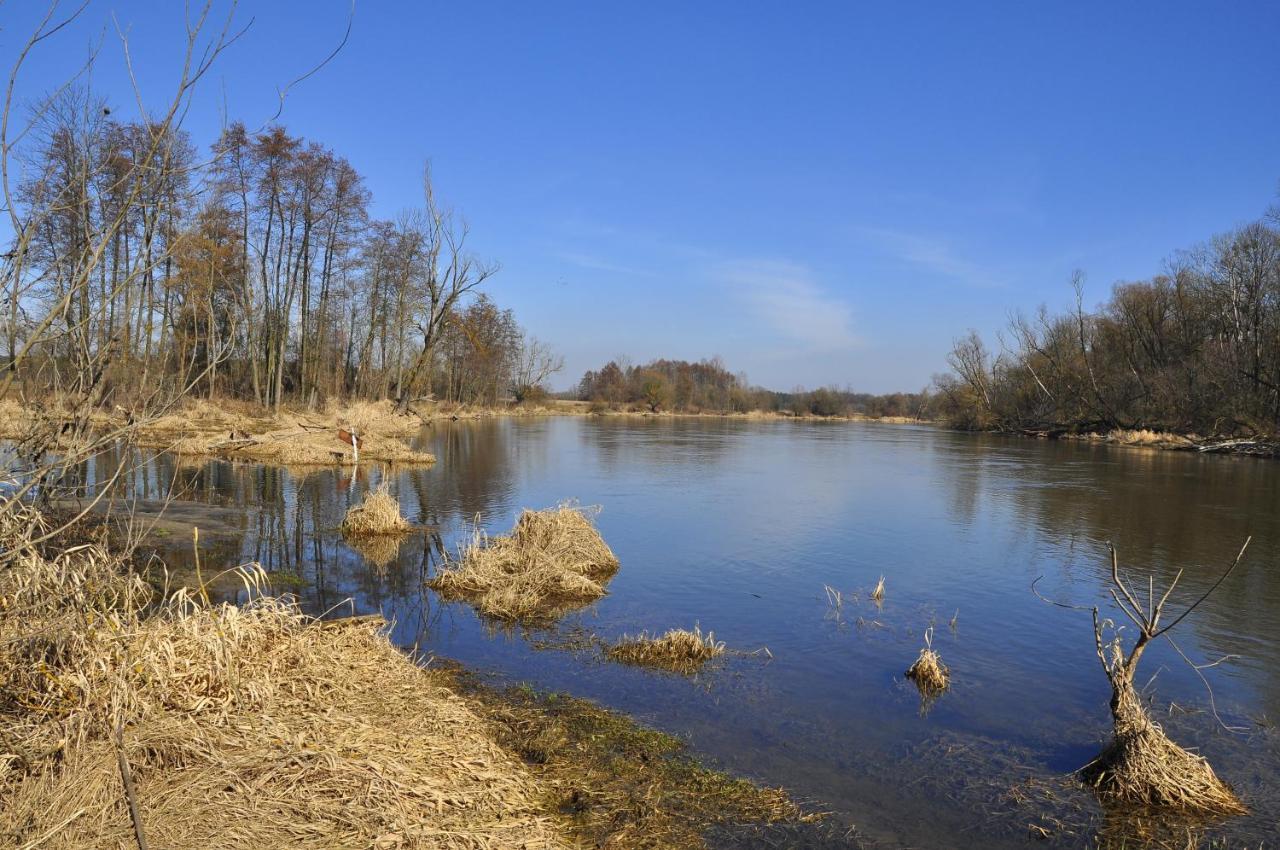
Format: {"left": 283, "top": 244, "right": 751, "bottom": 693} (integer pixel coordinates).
{"left": 1081, "top": 679, "right": 1245, "bottom": 815}
{"left": 341, "top": 485, "right": 412, "bottom": 536}
{"left": 606, "top": 625, "right": 726, "bottom": 674}
{"left": 0, "top": 507, "right": 567, "bottom": 849}
{"left": 428, "top": 504, "right": 619, "bottom": 623}
{"left": 905, "top": 629, "right": 950, "bottom": 694}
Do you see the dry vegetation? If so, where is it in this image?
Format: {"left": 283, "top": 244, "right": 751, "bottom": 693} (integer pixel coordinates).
{"left": 0, "top": 502, "right": 818, "bottom": 849}
{"left": 0, "top": 506, "right": 565, "bottom": 849}
{"left": 0, "top": 397, "right": 436, "bottom": 466}
{"left": 341, "top": 485, "right": 412, "bottom": 536}
{"left": 1075, "top": 545, "right": 1250, "bottom": 815}
{"left": 606, "top": 625, "right": 727, "bottom": 674}
{"left": 428, "top": 504, "right": 619, "bottom": 624}
{"left": 905, "top": 628, "right": 950, "bottom": 695}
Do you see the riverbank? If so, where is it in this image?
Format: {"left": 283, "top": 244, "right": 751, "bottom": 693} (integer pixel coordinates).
{"left": 0, "top": 508, "right": 817, "bottom": 849}
{"left": 0, "top": 395, "right": 930, "bottom": 467}
{"left": 0, "top": 397, "right": 436, "bottom": 466}
{"left": 1001, "top": 425, "right": 1280, "bottom": 458}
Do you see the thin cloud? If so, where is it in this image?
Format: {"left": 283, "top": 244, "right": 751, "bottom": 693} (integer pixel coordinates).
{"left": 714, "top": 259, "right": 860, "bottom": 352}
{"left": 852, "top": 225, "right": 1002, "bottom": 288}
{"left": 554, "top": 250, "right": 655, "bottom": 277}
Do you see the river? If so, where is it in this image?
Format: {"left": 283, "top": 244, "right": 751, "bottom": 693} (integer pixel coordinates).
{"left": 67, "top": 417, "right": 1280, "bottom": 848}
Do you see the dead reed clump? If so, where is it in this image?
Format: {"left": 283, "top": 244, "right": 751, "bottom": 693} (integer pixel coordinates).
{"left": 1106, "top": 428, "right": 1190, "bottom": 447}
{"left": 341, "top": 485, "right": 412, "bottom": 536}
{"left": 871, "top": 575, "right": 886, "bottom": 604}
{"left": 428, "top": 503, "right": 619, "bottom": 624}
{"left": 1059, "top": 542, "right": 1251, "bottom": 816}
{"left": 1080, "top": 674, "right": 1246, "bottom": 816}
{"left": 905, "top": 628, "right": 950, "bottom": 695}
{"left": 0, "top": 505, "right": 569, "bottom": 849}
{"left": 606, "top": 625, "right": 726, "bottom": 674}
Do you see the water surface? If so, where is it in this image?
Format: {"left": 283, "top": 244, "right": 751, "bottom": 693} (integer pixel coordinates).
{"left": 73, "top": 418, "right": 1280, "bottom": 847}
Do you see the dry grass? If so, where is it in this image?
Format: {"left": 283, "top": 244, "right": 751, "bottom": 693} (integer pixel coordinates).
{"left": 428, "top": 504, "right": 619, "bottom": 624}
{"left": 0, "top": 504, "right": 567, "bottom": 849}
{"left": 905, "top": 628, "right": 950, "bottom": 695}
{"left": 1106, "top": 429, "right": 1192, "bottom": 447}
{"left": 606, "top": 625, "right": 726, "bottom": 674}
{"left": 341, "top": 485, "right": 412, "bottom": 536}
{"left": 1082, "top": 679, "right": 1246, "bottom": 815}
{"left": 0, "top": 395, "right": 438, "bottom": 466}
{"left": 871, "top": 575, "right": 885, "bottom": 603}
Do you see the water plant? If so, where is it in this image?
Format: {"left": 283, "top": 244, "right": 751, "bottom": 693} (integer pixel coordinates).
{"left": 428, "top": 503, "right": 618, "bottom": 623}
{"left": 340, "top": 484, "right": 411, "bottom": 536}
{"left": 606, "top": 624, "right": 726, "bottom": 673}
{"left": 906, "top": 627, "right": 950, "bottom": 694}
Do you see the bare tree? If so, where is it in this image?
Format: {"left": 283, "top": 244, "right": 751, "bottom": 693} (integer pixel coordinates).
{"left": 511, "top": 334, "right": 563, "bottom": 403}
{"left": 394, "top": 164, "right": 498, "bottom": 411}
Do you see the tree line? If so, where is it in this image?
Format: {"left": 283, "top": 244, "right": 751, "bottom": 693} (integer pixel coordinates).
{"left": 934, "top": 203, "right": 1280, "bottom": 438}
{"left": 575, "top": 357, "right": 931, "bottom": 418}
{"left": 4, "top": 89, "right": 561, "bottom": 413}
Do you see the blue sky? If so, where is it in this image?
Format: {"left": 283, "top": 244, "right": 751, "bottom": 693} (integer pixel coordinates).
{"left": 7, "top": 2, "right": 1280, "bottom": 392}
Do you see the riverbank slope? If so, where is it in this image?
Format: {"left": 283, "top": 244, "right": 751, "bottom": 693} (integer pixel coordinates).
{"left": 0, "top": 508, "right": 814, "bottom": 849}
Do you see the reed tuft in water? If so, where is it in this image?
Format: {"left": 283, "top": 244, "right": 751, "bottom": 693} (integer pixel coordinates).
{"left": 428, "top": 502, "right": 619, "bottom": 623}
{"left": 905, "top": 627, "right": 950, "bottom": 694}
{"left": 606, "top": 625, "right": 726, "bottom": 673}
{"left": 340, "top": 484, "right": 411, "bottom": 535}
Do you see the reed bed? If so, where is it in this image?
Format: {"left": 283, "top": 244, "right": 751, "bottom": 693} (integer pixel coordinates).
{"left": 428, "top": 504, "right": 619, "bottom": 624}
{"left": 1105, "top": 429, "right": 1191, "bottom": 447}
{"left": 606, "top": 625, "right": 726, "bottom": 674}
{"left": 0, "top": 504, "right": 567, "bottom": 849}
{"left": 341, "top": 485, "right": 412, "bottom": 536}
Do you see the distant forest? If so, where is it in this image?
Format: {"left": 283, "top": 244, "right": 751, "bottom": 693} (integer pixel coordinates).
{"left": 935, "top": 202, "right": 1280, "bottom": 437}
{"left": 574, "top": 357, "right": 931, "bottom": 418}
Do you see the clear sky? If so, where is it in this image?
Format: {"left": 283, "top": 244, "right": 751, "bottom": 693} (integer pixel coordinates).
{"left": 7, "top": 2, "right": 1280, "bottom": 392}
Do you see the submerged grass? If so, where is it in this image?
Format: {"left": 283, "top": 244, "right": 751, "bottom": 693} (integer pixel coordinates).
{"left": 0, "top": 504, "right": 565, "bottom": 849}
{"left": 428, "top": 503, "right": 619, "bottom": 624}
{"left": 447, "top": 669, "right": 822, "bottom": 848}
{"left": 341, "top": 485, "right": 412, "bottom": 536}
{"left": 606, "top": 625, "right": 726, "bottom": 674}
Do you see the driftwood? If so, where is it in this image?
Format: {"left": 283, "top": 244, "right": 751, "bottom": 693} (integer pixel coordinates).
{"left": 1195, "top": 439, "right": 1280, "bottom": 457}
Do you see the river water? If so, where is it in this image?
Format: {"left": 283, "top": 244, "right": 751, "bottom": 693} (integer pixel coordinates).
{"left": 70, "top": 417, "right": 1280, "bottom": 848}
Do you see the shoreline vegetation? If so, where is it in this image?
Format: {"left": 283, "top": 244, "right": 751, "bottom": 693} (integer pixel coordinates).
{"left": 932, "top": 204, "right": 1280, "bottom": 458}
{"left": 0, "top": 505, "right": 817, "bottom": 849}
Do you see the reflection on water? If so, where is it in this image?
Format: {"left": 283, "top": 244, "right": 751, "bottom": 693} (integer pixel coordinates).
{"left": 69, "top": 419, "right": 1280, "bottom": 848}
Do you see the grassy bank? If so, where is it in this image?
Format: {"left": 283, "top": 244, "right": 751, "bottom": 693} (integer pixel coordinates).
{"left": 0, "top": 507, "right": 813, "bottom": 848}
